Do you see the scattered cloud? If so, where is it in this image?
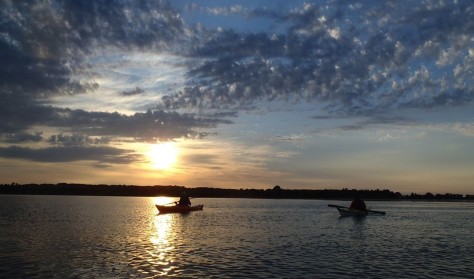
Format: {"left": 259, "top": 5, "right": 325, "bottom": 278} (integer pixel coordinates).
{"left": 121, "top": 87, "right": 145, "bottom": 96}
{"left": 453, "top": 123, "right": 474, "bottom": 137}
{"left": 162, "top": 0, "right": 474, "bottom": 116}
{"left": 0, "top": 132, "right": 43, "bottom": 144}
{"left": 3, "top": 0, "right": 473, "bottom": 140}
{"left": 1, "top": 0, "right": 473, "bottom": 191}
{"left": 0, "top": 145, "right": 141, "bottom": 165}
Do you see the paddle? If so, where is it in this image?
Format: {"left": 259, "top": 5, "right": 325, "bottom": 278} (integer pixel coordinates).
{"left": 161, "top": 197, "right": 196, "bottom": 206}
{"left": 328, "top": 204, "right": 386, "bottom": 215}
{"left": 162, "top": 201, "right": 178, "bottom": 206}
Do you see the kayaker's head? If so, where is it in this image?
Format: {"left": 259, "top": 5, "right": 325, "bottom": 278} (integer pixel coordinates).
{"left": 181, "top": 191, "right": 188, "bottom": 197}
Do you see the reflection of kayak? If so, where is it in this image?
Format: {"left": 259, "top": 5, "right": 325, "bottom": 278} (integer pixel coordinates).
{"left": 328, "top": 204, "right": 385, "bottom": 217}
{"left": 156, "top": 204, "right": 204, "bottom": 214}
{"left": 337, "top": 207, "right": 367, "bottom": 217}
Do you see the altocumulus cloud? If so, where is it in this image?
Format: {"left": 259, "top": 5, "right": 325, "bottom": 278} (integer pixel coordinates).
{"left": 0, "top": 0, "right": 230, "bottom": 164}
{"left": 1, "top": 0, "right": 474, "bottom": 166}
{"left": 164, "top": 0, "right": 474, "bottom": 116}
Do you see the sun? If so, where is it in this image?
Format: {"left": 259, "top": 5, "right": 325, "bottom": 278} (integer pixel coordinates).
{"left": 148, "top": 142, "right": 179, "bottom": 170}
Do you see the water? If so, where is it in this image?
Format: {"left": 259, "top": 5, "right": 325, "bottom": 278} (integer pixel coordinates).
{"left": 0, "top": 195, "right": 473, "bottom": 278}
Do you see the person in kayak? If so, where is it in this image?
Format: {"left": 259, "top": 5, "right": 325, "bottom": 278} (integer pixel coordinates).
{"left": 350, "top": 195, "right": 367, "bottom": 211}
{"left": 177, "top": 191, "right": 191, "bottom": 206}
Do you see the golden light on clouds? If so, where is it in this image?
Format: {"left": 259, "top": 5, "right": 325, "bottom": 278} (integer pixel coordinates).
{"left": 148, "top": 142, "right": 179, "bottom": 170}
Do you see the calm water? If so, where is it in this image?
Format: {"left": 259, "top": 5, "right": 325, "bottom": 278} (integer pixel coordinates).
{"left": 0, "top": 195, "right": 473, "bottom": 278}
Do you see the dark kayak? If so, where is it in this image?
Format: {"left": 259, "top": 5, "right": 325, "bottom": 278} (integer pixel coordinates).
{"left": 337, "top": 207, "right": 368, "bottom": 217}
{"left": 155, "top": 204, "right": 204, "bottom": 214}
{"left": 328, "top": 204, "right": 385, "bottom": 217}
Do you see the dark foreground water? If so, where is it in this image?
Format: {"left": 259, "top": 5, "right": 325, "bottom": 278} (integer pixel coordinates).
{"left": 0, "top": 195, "right": 473, "bottom": 278}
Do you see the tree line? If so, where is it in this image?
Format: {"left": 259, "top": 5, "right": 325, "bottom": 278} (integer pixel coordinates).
{"left": 1, "top": 183, "right": 473, "bottom": 200}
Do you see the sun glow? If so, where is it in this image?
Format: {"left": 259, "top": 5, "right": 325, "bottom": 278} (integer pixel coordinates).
{"left": 148, "top": 142, "right": 179, "bottom": 170}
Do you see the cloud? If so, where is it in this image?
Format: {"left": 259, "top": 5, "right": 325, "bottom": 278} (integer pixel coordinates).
{"left": 0, "top": 132, "right": 43, "bottom": 144}
{"left": 1, "top": 103, "right": 230, "bottom": 144}
{"left": 0, "top": 0, "right": 186, "bottom": 133}
{"left": 121, "top": 87, "right": 145, "bottom": 96}
{"left": 162, "top": 0, "right": 474, "bottom": 116}
{"left": 1, "top": 0, "right": 473, "bottom": 166}
{"left": 200, "top": 5, "right": 249, "bottom": 17}
{"left": 183, "top": 154, "right": 222, "bottom": 168}
{"left": 0, "top": 145, "right": 141, "bottom": 165}
{"left": 0, "top": 0, "right": 234, "bottom": 149}
{"left": 453, "top": 123, "right": 474, "bottom": 137}
{"left": 48, "top": 134, "right": 111, "bottom": 146}
{"left": 4, "top": 1, "right": 473, "bottom": 119}
{"left": 47, "top": 108, "right": 232, "bottom": 141}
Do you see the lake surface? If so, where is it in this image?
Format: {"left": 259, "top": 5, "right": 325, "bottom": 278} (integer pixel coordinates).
{"left": 0, "top": 195, "right": 473, "bottom": 278}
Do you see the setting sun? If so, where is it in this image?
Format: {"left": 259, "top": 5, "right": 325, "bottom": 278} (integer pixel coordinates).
{"left": 148, "top": 142, "right": 179, "bottom": 170}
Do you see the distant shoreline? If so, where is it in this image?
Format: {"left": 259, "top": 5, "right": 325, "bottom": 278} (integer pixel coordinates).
{"left": 1, "top": 183, "right": 473, "bottom": 201}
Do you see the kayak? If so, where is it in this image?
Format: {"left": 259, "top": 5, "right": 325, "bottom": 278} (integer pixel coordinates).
{"left": 155, "top": 204, "right": 204, "bottom": 214}
{"left": 328, "top": 204, "right": 386, "bottom": 217}
{"left": 337, "top": 207, "right": 368, "bottom": 217}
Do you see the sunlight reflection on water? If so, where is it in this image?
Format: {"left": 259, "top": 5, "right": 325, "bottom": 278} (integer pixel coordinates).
{"left": 150, "top": 214, "right": 175, "bottom": 276}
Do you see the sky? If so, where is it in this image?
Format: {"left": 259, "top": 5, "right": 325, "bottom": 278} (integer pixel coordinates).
{"left": 1, "top": 0, "right": 473, "bottom": 194}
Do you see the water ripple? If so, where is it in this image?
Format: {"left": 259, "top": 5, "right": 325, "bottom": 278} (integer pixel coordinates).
{"left": 1, "top": 196, "right": 473, "bottom": 278}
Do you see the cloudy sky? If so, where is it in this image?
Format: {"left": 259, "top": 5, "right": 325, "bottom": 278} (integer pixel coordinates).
{"left": 1, "top": 0, "right": 473, "bottom": 194}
